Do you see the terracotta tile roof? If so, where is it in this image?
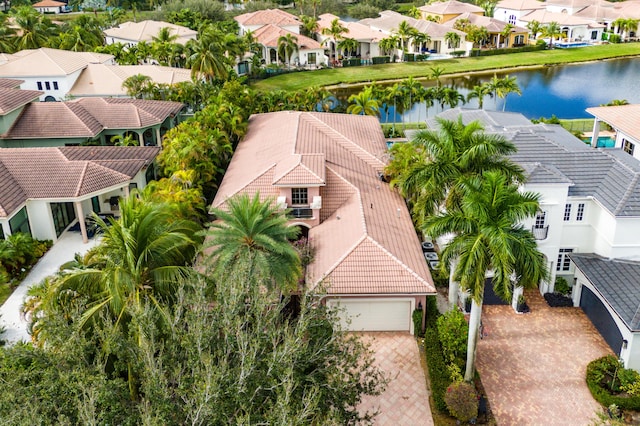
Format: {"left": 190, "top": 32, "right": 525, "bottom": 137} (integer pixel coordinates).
{"left": 443, "top": 12, "right": 529, "bottom": 33}
{"left": 68, "top": 63, "right": 192, "bottom": 97}
{"left": 0, "top": 78, "right": 24, "bottom": 89}
{"left": 103, "top": 20, "right": 197, "bottom": 44}
{"left": 33, "top": 0, "right": 65, "bottom": 6}
{"left": 273, "top": 154, "right": 326, "bottom": 186}
{"left": 3, "top": 98, "right": 183, "bottom": 139}
{"left": 235, "top": 9, "right": 300, "bottom": 27}
{"left": 0, "top": 48, "right": 114, "bottom": 78}
{"left": 318, "top": 14, "right": 384, "bottom": 42}
{"left": 212, "top": 111, "right": 434, "bottom": 295}
{"left": 520, "top": 9, "right": 606, "bottom": 26}
{"left": 0, "top": 146, "right": 158, "bottom": 218}
{"left": 496, "top": 0, "right": 546, "bottom": 11}
{"left": 419, "top": 0, "right": 484, "bottom": 15}
{"left": 359, "top": 10, "right": 466, "bottom": 39}
{"left": 252, "top": 24, "right": 322, "bottom": 50}
{"left": 587, "top": 104, "right": 640, "bottom": 143}
{"left": 0, "top": 87, "right": 41, "bottom": 115}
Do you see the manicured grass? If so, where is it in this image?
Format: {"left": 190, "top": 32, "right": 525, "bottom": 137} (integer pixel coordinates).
{"left": 252, "top": 43, "right": 640, "bottom": 91}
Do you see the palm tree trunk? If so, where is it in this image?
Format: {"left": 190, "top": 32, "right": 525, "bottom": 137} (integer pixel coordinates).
{"left": 448, "top": 261, "right": 459, "bottom": 310}
{"left": 502, "top": 95, "right": 508, "bottom": 112}
{"left": 464, "top": 297, "right": 483, "bottom": 382}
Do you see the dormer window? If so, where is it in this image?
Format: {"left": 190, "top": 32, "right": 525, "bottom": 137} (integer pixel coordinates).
{"left": 291, "top": 188, "right": 308, "bottom": 205}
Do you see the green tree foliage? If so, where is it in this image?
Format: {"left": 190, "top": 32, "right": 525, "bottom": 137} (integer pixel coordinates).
{"left": 444, "top": 381, "right": 479, "bottom": 422}
{"left": 346, "top": 86, "right": 381, "bottom": 116}
{"left": 436, "top": 309, "right": 468, "bottom": 367}
{"left": 10, "top": 6, "right": 58, "bottom": 50}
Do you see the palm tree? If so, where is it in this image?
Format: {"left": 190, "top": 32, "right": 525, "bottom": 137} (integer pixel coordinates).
{"left": 430, "top": 66, "right": 445, "bottom": 86}
{"left": 542, "top": 21, "right": 563, "bottom": 48}
{"left": 526, "top": 20, "right": 542, "bottom": 40}
{"left": 412, "top": 32, "right": 431, "bottom": 54}
{"left": 337, "top": 37, "right": 358, "bottom": 59}
{"left": 122, "top": 74, "right": 154, "bottom": 99}
{"left": 278, "top": 33, "right": 299, "bottom": 69}
{"left": 466, "top": 83, "right": 493, "bottom": 110}
{"left": 401, "top": 76, "right": 423, "bottom": 117}
{"left": 386, "top": 117, "right": 525, "bottom": 226}
{"left": 424, "top": 171, "right": 548, "bottom": 381}
{"left": 186, "top": 26, "right": 230, "bottom": 82}
{"left": 444, "top": 31, "right": 461, "bottom": 51}
{"left": 499, "top": 23, "right": 514, "bottom": 48}
{"left": 0, "top": 14, "right": 16, "bottom": 53}
{"left": 385, "top": 83, "right": 406, "bottom": 134}
{"left": 11, "top": 6, "right": 58, "bottom": 50}
{"left": 394, "top": 20, "right": 418, "bottom": 58}
{"left": 601, "top": 99, "right": 629, "bottom": 106}
{"left": 300, "top": 15, "right": 319, "bottom": 39}
{"left": 496, "top": 75, "right": 521, "bottom": 111}
{"left": 613, "top": 18, "right": 639, "bottom": 41}
{"left": 204, "top": 193, "right": 302, "bottom": 293}
{"left": 347, "top": 86, "right": 381, "bottom": 116}
{"left": 151, "top": 26, "right": 179, "bottom": 65}
{"left": 379, "top": 35, "right": 399, "bottom": 59}
{"left": 321, "top": 18, "right": 347, "bottom": 66}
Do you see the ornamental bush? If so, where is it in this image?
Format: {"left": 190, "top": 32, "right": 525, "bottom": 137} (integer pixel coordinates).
{"left": 444, "top": 381, "right": 478, "bottom": 422}
{"left": 424, "top": 327, "right": 451, "bottom": 412}
{"left": 436, "top": 309, "right": 467, "bottom": 368}
{"left": 586, "top": 355, "right": 640, "bottom": 410}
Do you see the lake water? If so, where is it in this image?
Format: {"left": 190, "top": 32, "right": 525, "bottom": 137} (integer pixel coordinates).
{"left": 334, "top": 57, "right": 640, "bottom": 121}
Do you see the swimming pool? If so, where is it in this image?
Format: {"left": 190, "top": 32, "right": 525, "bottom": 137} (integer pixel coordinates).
{"left": 582, "top": 136, "right": 616, "bottom": 148}
{"left": 555, "top": 42, "right": 593, "bottom": 49}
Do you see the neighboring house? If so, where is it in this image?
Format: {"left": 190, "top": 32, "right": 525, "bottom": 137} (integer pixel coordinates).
{"left": 442, "top": 12, "right": 530, "bottom": 47}
{"left": 235, "top": 9, "right": 327, "bottom": 68}
{"left": 0, "top": 79, "right": 42, "bottom": 136}
{"left": 0, "top": 146, "right": 159, "bottom": 244}
{"left": 67, "top": 63, "right": 192, "bottom": 98}
{"left": 359, "top": 10, "right": 470, "bottom": 55}
{"left": 32, "top": 0, "right": 67, "bottom": 13}
{"left": 317, "top": 14, "right": 384, "bottom": 60}
{"left": 518, "top": 9, "right": 605, "bottom": 42}
{"left": 495, "top": 0, "right": 546, "bottom": 28}
{"left": 429, "top": 107, "right": 640, "bottom": 370}
{"left": 211, "top": 111, "right": 435, "bottom": 334}
{"left": 587, "top": 104, "right": 640, "bottom": 163}
{"left": 103, "top": 20, "right": 197, "bottom": 47}
{"left": 0, "top": 97, "right": 183, "bottom": 148}
{"left": 0, "top": 48, "right": 115, "bottom": 101}
{"left": 418, "top": 0, "right": 484, "bottom": 23}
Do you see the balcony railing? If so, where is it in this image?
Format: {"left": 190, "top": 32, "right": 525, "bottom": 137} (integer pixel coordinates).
{"left": 290, "top": 208, "right": 313, "bottom": 219}
{"left": 531, "top": 225, "right": 549, "bottom": 240}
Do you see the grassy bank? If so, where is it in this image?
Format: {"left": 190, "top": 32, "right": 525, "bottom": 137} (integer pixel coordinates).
{"left": 252, "top": 43, "right": 640, "bottom": 91}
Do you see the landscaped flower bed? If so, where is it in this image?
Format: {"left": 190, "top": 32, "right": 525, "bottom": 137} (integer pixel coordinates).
{"left": 544, "top": 292, "right": 574, "bottom": 307}
{"left": 586, "top": 355, "right": 640, "bottom": 411}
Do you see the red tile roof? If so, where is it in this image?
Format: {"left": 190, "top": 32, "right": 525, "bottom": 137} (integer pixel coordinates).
{"left": 235, "top": 9, "right": 300, "bottom": 27}
{"left": 0, "top": 146, "right": 159, "bottom": 218}
{"left": 212, "top": 112, "right": 434, "bottom": 295}
{"left": 0, "top": 87, "right": 42, "bottom": 115}
{"left": 3, "top": 98, "right": 183, "bottom": 139}
{"left": 251, "top": 24, "right": 322, "bottom": 50}
{"left": 0, "top": 78, "right": 24, "bottom": 89}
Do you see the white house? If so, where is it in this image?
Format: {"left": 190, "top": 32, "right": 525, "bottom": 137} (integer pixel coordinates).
{"left": 429, "top": 108, "right": 640, "bottom": 370}
{"left": 317, "top": 14, "right": 384, "bottom": 62}
{"left": 587, "top": 104, "right": 640, "bottom": 161}
{"left": 32, "top": 0, "right": 67, "bottom": 14}
{"left": 519, "top": 9, "right": 605, "bottom": 42}
{"left": 0, "top": 146, "right": 159, "bottom": 244}
{"left": 495, "top": 0, "right": 546, "bottom": 28}
{"left": 103, "top": 20, "right": 197, "bottom": 47}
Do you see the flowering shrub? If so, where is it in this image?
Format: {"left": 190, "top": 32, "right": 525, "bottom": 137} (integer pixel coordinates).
{"left": 444, "top": 381, "right": 478, "bottom": 422}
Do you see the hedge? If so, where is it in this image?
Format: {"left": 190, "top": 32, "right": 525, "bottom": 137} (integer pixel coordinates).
{"left": 425, "top": 295, "right": 439, "bottom": 328}
{"left": 470, "top": 44, "right": 545, "bottom": 57}
{"left": 586, "top": 355, "right": 640, "bottom": 410}
{"left": 424, "top": 327, "right": 451, "bottom": 412}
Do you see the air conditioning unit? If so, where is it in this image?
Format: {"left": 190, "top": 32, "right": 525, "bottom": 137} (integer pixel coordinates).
{"left": 276, "top": 196, "right": 287, "bottom": 209}
{"left": 310, "top": 196, "right": 322, "bottom": 209}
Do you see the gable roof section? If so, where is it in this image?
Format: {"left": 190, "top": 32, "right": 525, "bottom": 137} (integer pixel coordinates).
{"left": 0, "top": 146, "right": 159, "bottom": 218}
{"left": 212, "top": 111, "right": 434, "bottom": 295}
{"left": 0, "top": 48, "right": 113, "bottom": 78}
{"left": 442, "top": 12, "right": 529, "bottom": 33}
{"left": 359, "top": 10, "right": 465, "bottom": 38}
{"left": 273, "top": 154, "right": 326, "bottom": 186}
{"left": 252, "top": 24, "right": 321, "bottom": 49}
{"left": 0, "top": 78, "right": 24, "bottom": 89}
{"left": 419, "top": 0, "right": 484, "bottom": 15}
{"left": 4, "top": 98, "right": 183, "bottom": 139}
{"left": 103, "top": 20, "right": 197, "bottom": 44}
{"left": 0, "top": 87, "right": 42, "bottom": 115}
{"left": 520, "top": 9, "right": 605, "bottom": 26}
{"left": 587, "top": 104, "right": 640, "bottom": 143}
{"left": 496, "top": 0, "right": 546, "bottom": 11}
{"left": 235, "top": 9, "right": 299, "bottom": 27}
{"left": 570, "top": 253, "right": 640, "bottom": 331}
{"left": 33, "top": 0, "right": 65, "bottom": 6}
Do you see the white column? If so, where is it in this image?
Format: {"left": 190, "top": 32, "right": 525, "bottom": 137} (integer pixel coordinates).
{"left": 591, "top": 118, "right": 600, "bottom": 148}
{"left": 75, "top": 201, "right": 88, "bottom": 244}
{"left": 155, "top": 127, "right": 161, "bottom": 147}
{"left": 124, "top": 185, "right": 130, "bottom": 198}
{"left": 137, "top": 131, "right": 144, "bottom": 146}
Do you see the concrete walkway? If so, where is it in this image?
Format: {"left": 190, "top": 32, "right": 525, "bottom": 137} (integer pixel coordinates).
{"left": 476, "top": 290, "right": 612, "bottom": 425}
{"left": 0, "top": 232, "right": 100, "bottom": 344}
{"left": 357, "top": 332, "right": 434, "bottom": 425}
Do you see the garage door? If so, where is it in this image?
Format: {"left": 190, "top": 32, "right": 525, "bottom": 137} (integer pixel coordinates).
{"left": 580, "top": 286, "right": 624, "bottom": 354}
{"left": 327, "top": 298, "right": 413, "bottom": 332}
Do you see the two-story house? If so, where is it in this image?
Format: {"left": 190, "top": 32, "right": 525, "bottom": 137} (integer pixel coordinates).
{"left": 430, "top": 108, "right": 640, "bottom": 370}
{"left": 211, "top": 111, "right": 435, "bottom": 334}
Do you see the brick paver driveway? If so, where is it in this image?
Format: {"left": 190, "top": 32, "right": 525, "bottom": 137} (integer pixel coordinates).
{"left": 477, "top": 290, "right": 613, "bottom": 425}
{"left": 357, "top": 332, "right": 434, "bottom": 425}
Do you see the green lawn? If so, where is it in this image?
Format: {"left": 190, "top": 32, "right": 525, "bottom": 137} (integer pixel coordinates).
{"left": 252, "top": 43, "right": 640, "bottom": 91}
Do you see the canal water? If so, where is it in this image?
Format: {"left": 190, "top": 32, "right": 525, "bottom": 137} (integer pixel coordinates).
{"left": 333, "top": 57, "right": 640, "bottom": 121}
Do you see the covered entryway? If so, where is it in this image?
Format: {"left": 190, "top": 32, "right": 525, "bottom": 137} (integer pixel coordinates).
{"left": 483, "top": 278, "right": 509, "bottom": 305}
{"left": 327, "top": 298, "right": 414, "bottom": 333}
{"left": 580, "top": 285, "right": 624, "bottom": 354}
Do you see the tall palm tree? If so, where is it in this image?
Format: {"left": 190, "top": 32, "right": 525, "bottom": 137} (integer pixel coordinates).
{"left": 204, "top": 193, "right": 302, "bottom": 293}
{"left": 11, "top": 6, "right": 58, "bottom": 50}
{"left": 542, "top": 21, "right": 563, "bottom": 48}
{"left": 499, "top": 23, "right": 514, "bottom": 48}
{"left": 337, "top": 37, "right": 358, "bottom": 59}
{"left": 394, "top": 20, "right": 418, "bottom": 58}
{"left": 300, "top": 15, "right": 319, "bottom": 39}
{"left": 186, "top": 26, "right": 231, "bottom": 82}
{"left": 385, "top": 82, "right": 406, "bottom": 134}
{"left": 347, "top": 86, "right": 381, "bottom": 116}
{"left": 526, "top": 20, "right": 542, "bottom": 40}
{"left": 466, "top": 83, "right": 493, "bottom": 110}
{"left": 321, "top": 18, "right": 347, "bottom": 66}
{"left": 386, "top": 117, "right": 525, "bottom": 226}
{"left": 0, "top": 14, "right": 16, "bottom": 53}
{"left": 277, "top": 33, "right": 299, "bottom": 69}
{"left": 151, "top": 26, "right": 179, "bottom": 65}
{"left": 444, "top": 31, "right": 461, "bottom": 50}
{"left": 496, "top": 75, "right": 521, "bottom": 111}
{"left": 424, "top": 171, "right": 548, "bottom": 381}
{"left": 379, "top": 35, "right": 399, "bottom": 58}
{"left": 613, "top": 18, "right": 639, "bottom": 40}
{"left": 412, "top": 31, "right": 431, "bottom": 54}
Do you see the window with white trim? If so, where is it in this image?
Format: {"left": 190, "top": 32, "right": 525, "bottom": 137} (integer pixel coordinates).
{"left": 576, "top": 203, "right": 585, "bottom": 221}
{"left": 534, "top": 211, "right": 547, "bottom": 228}
{"left": 291, "top": 188, "right": 308, "bottom": 205}
{"left": 623, "top": 139, "right": 635, "bottom": 156}
{"left": 509, "top": 14, "right": 516, "bottom": 24}
{"left": 563, "top": 204, "right": 572, "bottom": 221}
{"left": 557, "top": 248, "right": 573, "bottom": 271}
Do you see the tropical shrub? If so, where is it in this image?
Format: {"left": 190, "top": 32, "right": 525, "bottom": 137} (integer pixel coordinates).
{"left": 436, "top": 309, "right": 468, "bottom": 367}
{"left": 554, "top": 276, "right": 571, "bottom": 295}
{"left": 586, "top": 355, "right": 640, "bottom": 410}
{"left": 0, "top": 234, "right": 52, "bottom": 279}
{"left": 412, "top": 308, "right": 424, "bottom": 337}
{"left": 424, "top": 327, "right": 451, "bottom": 412}
{"left": 444, "top": 381, "right": 479, "bottom": 422}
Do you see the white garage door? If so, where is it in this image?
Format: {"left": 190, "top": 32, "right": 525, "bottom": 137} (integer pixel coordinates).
{"left": 327, "top": 298, "right": 413, "bottom": 333}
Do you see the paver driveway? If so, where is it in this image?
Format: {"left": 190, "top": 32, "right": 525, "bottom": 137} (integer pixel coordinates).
{"left": 476, "top": 290, "right": 613, "bottom": 425}
{"left": 357, "top": 332, "right": 434, "bottom": 425}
